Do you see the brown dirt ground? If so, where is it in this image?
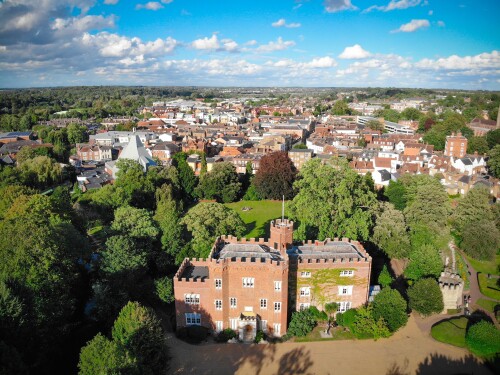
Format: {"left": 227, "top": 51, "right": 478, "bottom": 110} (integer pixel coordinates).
{"left": 166, "top": 314, "right": 494, "bottom": 375}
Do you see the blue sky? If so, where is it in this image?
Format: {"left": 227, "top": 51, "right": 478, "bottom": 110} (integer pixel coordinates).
{"left": 0, "top": 0, "right": 499, "bottom": 89}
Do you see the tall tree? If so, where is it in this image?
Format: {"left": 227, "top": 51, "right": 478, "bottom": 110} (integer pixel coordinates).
{"left": 383, "top": 180, "right": 407, "bottom": 210}
{"left": 467, "top": 136, "right": 489, "bottom": 154}
{"left": 373, "top": 202, "right": 410, "bottom": 259}
{"left": 289, "top": 158, "right": 376, "bottom": 241}
{"left": 253, "top": 151, "right": 296, "bottom": 200}
{"left": 154, "top": 184, "right": 183, "bottom": 262}
{"left": 408, "top": 278, "right": 444, "bottom": 316}
{"left": 180, "top": 203, "right": 245, "bottom": 260}
{"left": 18, "top": 155, "right": 62, "bottom": 189}
{"left": 172, "top": 152, "right": 198, "bottom": 201}
{"left": 195, "top": 162, "right": 241, "bottom": 203}
{"left": 461, "top": 220, "right": 499, "bottom": 260}
{"left": 372, "top": 288, "right": 408, "bottom": 332}
{"left": 452, "top": 186, "right": 492, "bottom": 234}
{"left": 487, "top": 144, "right": 500, "bottom": 178}
{"left": 404, "top": 244, "right": 443, "bottom": 281}
{"left": 114, "top": 159, "right": 155, "bottom": 209}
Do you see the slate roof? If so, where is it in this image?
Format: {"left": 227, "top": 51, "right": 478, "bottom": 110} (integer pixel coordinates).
{"left": 214, "top": 243, "right": 284, "bottom": 261}
{"left": 291, "top": 240, "right": 367, "bottom": 260}
{"left": 180, "top": 266, "right": 209, "bottom": 280}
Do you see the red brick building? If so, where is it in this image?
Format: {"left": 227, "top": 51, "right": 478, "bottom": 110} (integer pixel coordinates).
{"left": 444, "top": 132, "right": 468, "bottom": 158}
{"left": 174, "top": 219, "right": 371, "bottom": 340}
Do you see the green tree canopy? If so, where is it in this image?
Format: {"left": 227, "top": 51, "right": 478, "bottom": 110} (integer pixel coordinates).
{"left": 408, "top": 278, "right": 444, "bottom": 316}
{"left": 487, "top": 144, "right": 500, "bottom": 178}
{"left": 400, "top": 108, "right": 423, "bottom": 121}
{"left": 404, "top": 244, "right": 443, "bottom": 281}
{"left": 253, "top": 151, "right": 296, "bottom": 200}
{"left": 114, "top": 159, "right": 155, "bottom": 209}
{"left": 180, "top": 203, "right": 245, "bottom": 260}
{"left": 154, "top": 184, "right": 183, "bottom": 261}
{"left": 461, "top": 219, "right": 499, "bottom": 261}
{"left": 384, "top": 180, "right": 407, "bottom": 210}
{"left": 18, "top": 155, "right": 62, "bottom": 189}
{"left": 289, "top": 158, "right": 377, "bottom": 241}
{"left": 373, "top": 202, "right": 411, "bottom": 259}
{"left": 195, "top": 162, "right": 241, "bottom": 203}
{"left": 111, "top": 206, "right": 159, "bottom": 239}
{"left": 466, "top": 136, "right": 489, "bottom": 154}
{"left": 452, "top": 186, "right": 492, "bottom": 234}
{"left": 486, "top": 129, "right": 500, "bottom": 149}
{"left": 465, "top": 320, "right": 500, "bottom": 357}
{"left": 101, "top": 235, "right": 148, "bottom": 275}
{"left": 172, "top": 152, "right": 198, "bottom": 201}
{"left": 372, "top": 288, "right": 408, "bottom": 332}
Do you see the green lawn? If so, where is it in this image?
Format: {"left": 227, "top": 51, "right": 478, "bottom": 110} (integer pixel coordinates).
{"left": 466, "top": 255, "right": 500, "bottom": 276}
{"left": 224, "top": 200, "right": 289, "bottom": 239}
{"left": 431, "top": 317, "right": 468, "bottom": 348}
{"left": 294, "top": 325, "right": 356, "bottom": 342}
{"left": 478, "top": 273, "right": 500, "bottom": 301}
{"left": 476, "top": 298, "right": 499, "bottom": 316}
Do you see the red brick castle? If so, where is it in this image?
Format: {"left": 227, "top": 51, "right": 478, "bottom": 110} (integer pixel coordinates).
{"left": 174, "top": 219, "right": 371, "bottom": 340}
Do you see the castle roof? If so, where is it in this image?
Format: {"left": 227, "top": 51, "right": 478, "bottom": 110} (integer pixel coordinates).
{"left": 291, "top": 240, "right": 367, "bottom": 261}
{"left": 214, "top": 243, "right": 284, "bottom": 261}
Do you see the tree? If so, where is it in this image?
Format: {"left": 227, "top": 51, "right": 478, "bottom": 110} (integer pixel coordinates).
{"left": 67, "top": 123, "right": 88, "bottom": 144}
{"left": 366, "top": 119, "right": 384, "bottom": 132}
{"left": 289, "top": 158, "right": 376, "bottom": 241}
{"left": 253, "top": 151, "right": 296, "bottom": 200}
{"left": 465, "top": 321, "right": 500, "bottom": 357}
{"left": 401, "top": 108, "right": 423, "bottom": 121}
{"left": 195, "top": 162, "right": 241, "bottom": 203}
{"left": 467, "top": 136, "right": 489, "bottom": 154}
{"left": 486, "top": 129, "right": 500, "bottom": 149}
{"left": 114, "top": 159, "right": 155, "bottom": 209}
{"left": 487, "top": 145, "right": 500, "bottom": 178}
{"left": 111, "top": 302, "right": 168, "bottom": 375}
{"left": 172, "top": 152, "right": 198, "bottom": 201}
{"left": 404, "top": 244, "right": 443, "bottom": 281}
{"left": 374, "top": 108, "right": 400, "bottom": 123}
{"left": 408, "top": 278, "right": 444, "bottom": 316}
{"left": 372, "top": 288, "right": 408, "bottom": 332}
{"left": 378, "top": 265, "right": 394, "bottom": 288}
{"left": 101, "top": 235, "right": 148, "bottom": 275}
{"left": 0, "top": 185, "right": 35, "bottom": 219}
{"left": 154, "top": 184, "right": 183, "bottom": 260}
{"left": 15, "top": 146, "right": 37, "bottom": 165}
{"left": 461, "top": 220, "right": 499, "bottom": 261}
{"left": 384, "top": 180, "right": 407, "bottom": 210}
{"left": 373, "top": 202, "right": 411, "bottom": 259}
{"left": 352, "top": 305, "right": 390, "bottom": 340}
{"left": 293, "top": 143, "right": 308, "bottom": 149}
{"left": 452, "top": 186, "right": 492, "bottom": 234}
{"left": 78, "top": 333, "right": 133, "bottom": 375}
{"left": 180, "top": 203, "right": 245, "bottom": 260}
{"left": 19, "top": 155, "right": 62, "bottom": 189}
{"left": 155, "top": 276, "right": 174, "bottom": 304}
{"left": 331, "top": 100, "right": 352, "bottom": 115}
{"left": 111, "top": 206, "right": 159, "bottom": 239}
{"left": 286, "top": 308, "right": 317, "bottom": 337}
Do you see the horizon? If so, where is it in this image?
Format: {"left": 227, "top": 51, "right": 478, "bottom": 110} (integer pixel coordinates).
{"left": 0, "top": 0, "right": 499, "bottom": 89}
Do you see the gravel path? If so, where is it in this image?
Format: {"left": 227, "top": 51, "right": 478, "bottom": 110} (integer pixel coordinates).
{"left": 166, "top": 314, "right": 493, "bottom": 375}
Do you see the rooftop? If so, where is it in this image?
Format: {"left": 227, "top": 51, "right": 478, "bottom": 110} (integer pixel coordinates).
{"left": 214, "top": 242, "right": 284, "bottom": 261}
{"left": 291, "top": 240, "right": 367, "bottom": 260}
{"left": 180, "top": 265, "right": 209, "bottom": 280}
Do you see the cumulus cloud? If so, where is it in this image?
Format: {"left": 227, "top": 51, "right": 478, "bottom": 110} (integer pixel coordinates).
{"left": 51, "top": 15, "right": 116, "bottom": 34}
{"left": 324, "top": 0, "right": 358, "bottom": 13}
{"left": 302, "top": 56, "right": 337, "bottom": 68}
{"left": 393, "top": 19, "right": 430, "bottom": 33}
{"left": 339, "top": 44, "right": 371, "bottom": 59}
{"left": 104, "top": 0, "right": 119, "bottom": 4}
{"left": 255, "top": 37, "right": 295, "bottom": 52}
{"left": 364, "top": 0, "right": 424, "bottom": 13}
{"left": 272, "top": 18, "right": 301, "bottom": 28}
{"left": 191, "top": 34, "right": 239, "bottom": 52}
{"left": 136, "top": 2, "right": 164, "bottom": 11}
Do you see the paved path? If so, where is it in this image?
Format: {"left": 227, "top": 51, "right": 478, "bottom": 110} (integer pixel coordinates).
{"left": 166, "top": 315, "right": 493, "bottom": 375}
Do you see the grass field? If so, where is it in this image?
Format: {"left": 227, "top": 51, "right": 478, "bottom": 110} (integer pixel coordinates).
{"left": 224, "top": 200, "right": 289, "bottom": 239}
{"left": 477, "top": 273, "right": 500, "bottom": 300}
{"left": 476, "top": 298, "right": 499, "bottom": 315}
{"left": 431, "top": 317, "right": 468, "bottom": 348}
{"left": 466, "top": 255, "right": 500, "bottom": 276}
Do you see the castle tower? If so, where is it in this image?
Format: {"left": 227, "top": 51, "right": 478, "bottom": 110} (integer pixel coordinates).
{"left": 269, "top": 219, "right": 294, "bottom": 255}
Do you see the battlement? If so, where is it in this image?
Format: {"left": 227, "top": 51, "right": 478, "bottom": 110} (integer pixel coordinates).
{"left": 438, "top": 272, "right": 463, "bottom": 289}
{"left": 271, "top": 219, "right": 294, "bottom": 228}
{"left": 297, "top": 257, "right": 368, "bottom": 264}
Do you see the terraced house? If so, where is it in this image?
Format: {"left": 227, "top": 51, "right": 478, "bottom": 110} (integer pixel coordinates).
{"left": 174, "top": 219, "right": 371, "bottom": 341}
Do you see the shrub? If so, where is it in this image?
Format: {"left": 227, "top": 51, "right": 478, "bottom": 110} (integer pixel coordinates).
{"left": 176, "top": 326, "right": 209, "bottom": 344}
{"left": 378, "top": 265, "right": 394, "bottom": 288}
{"left": 154, "top": 276, "right": 174, "bottom": 304}
{"left": 408, "top": 278, "right": 444, "bottom": 316}
{"left": 352, "top": 306, "right": 390, "bottom": 340}
{"left": 215, "top": 328, "right": 238, "bottom": 343}
{"left": 254, "top": 330, "right": 264, "bottom": 343}
{"left": 309, "top": 306, "right": 328, "bottom": 322}
{"left": 465, "top": 321, "right": 500, "bottom": 357}
{"left": 337, "top": 308, "right": 358, "bottom": 329}
{"left": 286, "top": 308, "right": 316, "bottom": 337}
{"left": 372, "top": 288, "right": 408, "bottom": 332}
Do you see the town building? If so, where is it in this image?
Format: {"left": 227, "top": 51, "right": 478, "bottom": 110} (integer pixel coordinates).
{"left": 174, "top": 219, "right": 371, "bottom": 341}
{"left": 444, "top": 133, "right": 468, "bottom": 158}
{"left": 288, "top": 148, "right": 313, "bottom": 171}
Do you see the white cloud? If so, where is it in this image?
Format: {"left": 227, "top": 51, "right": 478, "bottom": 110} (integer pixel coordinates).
{"left": 51, "top": 15, "right": 116, "bottom": 33}
{"left": 393, "top": 19, "right": 430, "bottom": 33}
{"left": 415, "top": 51, "right": 500, "bottom": 71}
{"left": 364, "top": 0, "right": 423, "bottom": 13}
{"left": 191, "top": 34, "right": 239, "bottom": 52}
{"left": 104, "top": 0, "right": 119, "bottom": 4}
{"left": 136, "top": 2, "right": 164, "bottom": 11}
{"left": 339, "top": 44, "right": 371, "bottom": 59}
{"left": 324, "top": 0, "right": 358, "bottom": 13}
{"left": 272, "top": 18, "right": 301, "bottom": 28}
{"left": 256, "top": 37, "right": 295, "bottom": 52}
{"left": 302, "top": 56, "right": 337, "bottom": 68}
{"left": 437, "top": 20, "right": 445, "bottom": 27}
{"left": 245, "top": 40, "right": 258, "bottom": 46}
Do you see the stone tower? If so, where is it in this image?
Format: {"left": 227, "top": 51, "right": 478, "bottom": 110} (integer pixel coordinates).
{"left": 269, "top": 219, "right": 294, "bottom": 255}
